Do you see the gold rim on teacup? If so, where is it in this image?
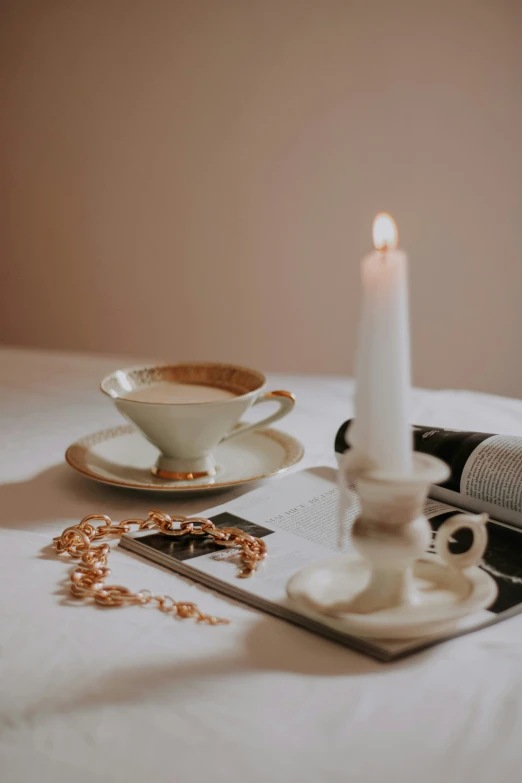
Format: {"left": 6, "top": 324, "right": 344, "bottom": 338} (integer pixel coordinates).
{"left": 101, "top": 362, "right": 267, "bottom": 405}
{"left": 100, "top": 362, "right": 296, "bottom": 480}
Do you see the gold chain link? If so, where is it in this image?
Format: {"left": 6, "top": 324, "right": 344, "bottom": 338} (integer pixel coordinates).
{"left": 53, "top": 510, "right": 267, "bottom": 625}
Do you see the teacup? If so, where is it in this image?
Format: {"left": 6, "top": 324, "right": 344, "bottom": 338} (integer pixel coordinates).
{"left": 101, "top": 362, "right": 296, "bottom": 480}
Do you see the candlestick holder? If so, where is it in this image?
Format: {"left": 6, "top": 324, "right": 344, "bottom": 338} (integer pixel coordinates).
{"left": 287, "top": 452, "right": 497, "bottom": 639}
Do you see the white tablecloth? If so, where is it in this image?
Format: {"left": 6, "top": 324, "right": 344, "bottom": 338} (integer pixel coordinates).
{"left": 2, "top": 347, "right": 522, "bottom": 783}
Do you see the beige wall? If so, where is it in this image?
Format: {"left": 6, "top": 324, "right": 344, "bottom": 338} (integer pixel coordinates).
{"left": 1, "top": 1, "right": 521, "bottom": 397}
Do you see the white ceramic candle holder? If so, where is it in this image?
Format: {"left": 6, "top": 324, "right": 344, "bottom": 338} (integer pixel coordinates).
{"left": 287, "top": 452, "right": 497, "bottom": 639}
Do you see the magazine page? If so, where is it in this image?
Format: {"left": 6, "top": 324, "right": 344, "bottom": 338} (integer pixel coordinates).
{"left": 335, "top": 420, "right": 522, "bottom": 528}
{"left": 417, "top": 427, "right": 522, "bottom": 528}
{"left": 125, "top": 468, "right": 354, "bottom": 605}
{"left": 121, "top": 468, "right": 522, "bottom": 661}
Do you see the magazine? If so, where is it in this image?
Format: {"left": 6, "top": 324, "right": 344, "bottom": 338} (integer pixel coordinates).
{"left": 120, "top": 462, "right": 522, "bottom": 662}
{"left": 335, "top": 421, "right": 522, "bottom": 528}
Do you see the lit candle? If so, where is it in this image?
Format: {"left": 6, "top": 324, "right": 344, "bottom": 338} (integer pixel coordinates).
{"left": 349, "top": 213, "right": 412, "bottom": 475}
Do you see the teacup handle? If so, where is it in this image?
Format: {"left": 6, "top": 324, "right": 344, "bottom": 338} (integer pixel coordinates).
{"left": 434, "top": 512, "right": 488, "bottom": 570}
{"left": 221, "top": 390, "right": 296, "bottom": 442}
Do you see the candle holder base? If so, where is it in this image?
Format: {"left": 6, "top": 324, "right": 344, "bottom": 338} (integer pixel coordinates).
{"left": 287, "top": 553, "right": 496, "bottom": 639}
{"left": 286, "top": 452, "right": 497, "bottom": 640}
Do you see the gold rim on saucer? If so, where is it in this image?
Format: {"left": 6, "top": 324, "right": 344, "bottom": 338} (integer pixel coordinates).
{"left": 65, "top": 425, "right": 304, "bottom": 492}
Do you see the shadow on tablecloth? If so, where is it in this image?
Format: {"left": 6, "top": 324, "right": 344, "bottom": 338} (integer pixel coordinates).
{"left": 0, "top": 462, "right": 253, "bottom": 531}
{"left": 12, "top": 612, "right": 430, "bottom": 726}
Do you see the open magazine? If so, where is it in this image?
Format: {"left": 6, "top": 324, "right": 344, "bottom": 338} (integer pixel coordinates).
{"left": 336, "top": 421, "right": 522, "bottom": 528}
{"left": 120, "top": 424, "right": 522, "bottom": 661}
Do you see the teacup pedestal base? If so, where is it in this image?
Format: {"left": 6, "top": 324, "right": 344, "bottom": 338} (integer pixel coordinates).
{"left": 152, "top": 454, "right": 217, "bottom": 481}
{"left": 287, "top": 452, "right": 497, "bottom": 640}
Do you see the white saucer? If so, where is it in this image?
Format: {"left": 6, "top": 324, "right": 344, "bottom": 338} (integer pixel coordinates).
{"left": 287, "top": 553, "right": 497, "bottom": 639}
{"left": 66, "top": 425, "right": 304, "bottom": 493}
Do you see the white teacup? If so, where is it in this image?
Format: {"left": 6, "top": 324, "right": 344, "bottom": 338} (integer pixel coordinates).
{"left": 101, "top": 362, "right": 296, "bottom": 480}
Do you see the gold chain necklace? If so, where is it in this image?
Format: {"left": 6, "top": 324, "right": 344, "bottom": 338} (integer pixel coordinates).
{"left": 53, "top": 510, "right": 267, "bottom": 625}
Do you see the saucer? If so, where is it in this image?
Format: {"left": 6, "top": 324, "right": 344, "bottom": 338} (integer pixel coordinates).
{"left": 65, "top": 425, "right": 304, "bottom": 493}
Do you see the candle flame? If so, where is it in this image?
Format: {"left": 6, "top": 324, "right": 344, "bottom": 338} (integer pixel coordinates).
{"left": 372, "top": 213, "right": 398, "bottom": 251}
